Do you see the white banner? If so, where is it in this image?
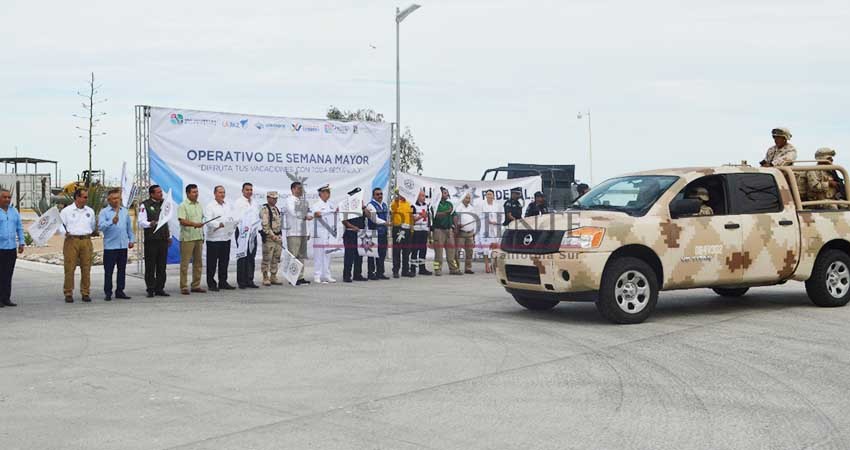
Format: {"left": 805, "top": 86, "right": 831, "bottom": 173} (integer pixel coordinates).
{"left": 397, "top": 173, "right": 543, "bottom": 258}
{"left": 148, "top": 107, "right": 392, "bottom": 263}
{"left": 149, "top": 107, "right": 391, "bottom": 217}
{"left": 396, "top": 173, "right": 542, "bottom": 207}
{"left": 27, "top": 206, "right": 62, "bottom": 247}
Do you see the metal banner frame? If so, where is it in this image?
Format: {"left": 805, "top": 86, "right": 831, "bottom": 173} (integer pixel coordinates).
{"left": 133, "top": 105, "right": 151, "bottom": 275}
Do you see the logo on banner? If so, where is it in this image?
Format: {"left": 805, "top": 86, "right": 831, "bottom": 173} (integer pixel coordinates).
{"left": 255, "top": 122, "right": 287, "bottom": 130}
{"left": 223, "top": 119, "right": 249, "bottom": 129}
{"left": 324, "top": 123, "right": 354, "bottom": 134}
{"left": 169, "top": 112, "right": 216, "bottom": 127}
{"left": 292, "top": 122, "right": 320, "bottom": 133}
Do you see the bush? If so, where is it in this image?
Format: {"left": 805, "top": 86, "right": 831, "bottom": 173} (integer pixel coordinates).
{"left": 24, "top": 231, "right": 33, "bottom": 246}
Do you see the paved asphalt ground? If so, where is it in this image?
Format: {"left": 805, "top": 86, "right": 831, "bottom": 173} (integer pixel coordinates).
{"left": 2, "top": 259, "right": 850, "bottom": 450}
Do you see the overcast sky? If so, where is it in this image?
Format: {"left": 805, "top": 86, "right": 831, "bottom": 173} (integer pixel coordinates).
{"left": 2, "top": 0, "right": 849, "bottom": 186}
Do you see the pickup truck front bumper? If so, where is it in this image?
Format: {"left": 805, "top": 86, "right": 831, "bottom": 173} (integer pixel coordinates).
{"left": 493, "top": 250, "right": 611, "bottom": 301}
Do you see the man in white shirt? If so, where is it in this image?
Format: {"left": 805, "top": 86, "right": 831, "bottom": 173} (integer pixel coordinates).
{"left": 204, "top": 185, "right": 235, "bottom": 291}
{"left": 453, "top": 192, "right": 477, "bottom": 275}
{"left": 311, "top": 184, "right": 338, "bottom": 283}
{"left": 283, "top": 181, "right": 313, "bottom": 285}
{"left": 59, "top": 189, "right": 96, "bottom": 303}
{"left": 233, "top": 182, "right": 260, "bottom": 289}
{"left": 479, "top": 189, "right": 502, "bottom": 274}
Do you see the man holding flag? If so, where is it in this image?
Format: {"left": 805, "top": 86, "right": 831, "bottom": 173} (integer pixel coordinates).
{"left": 98, "top": 188, "right": 135, "bottom": 301}
{"left": 234, "top": 182, "right": 260, "bottom": 289}
{"left": 139, "top": 185, "right": 172, "bottom": 298}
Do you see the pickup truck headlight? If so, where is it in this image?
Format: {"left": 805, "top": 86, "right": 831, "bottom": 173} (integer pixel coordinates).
{"left": 561, "top": 227, "right": 605, "bottom": 249}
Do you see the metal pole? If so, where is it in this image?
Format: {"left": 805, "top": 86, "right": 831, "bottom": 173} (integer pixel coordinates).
{"left": 587, "top": 111, "right": 593, "bottom": 185}
{"left": 394, "top": 7, "right": 401, "bottom": 189}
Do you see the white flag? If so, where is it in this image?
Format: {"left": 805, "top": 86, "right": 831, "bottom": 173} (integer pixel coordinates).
{"left": 235, "top": 208, "right": 261, "bottom": 259}
{"left": 155, "top": 189, "right": 177, "bottom": 234}
{"left": 120, "top": 162, "right": 136, "bottom": 208}
{"left": 338, "top": 190, "right": 364, "bottom": 218}
{"left": 397, "top": 176, "right": 420, "bottom": 202}
{"left": 27, "top": 206, "right": 62, "bottom": 247}
{"left": 280, "top": 248, "right": 304, "bottom": 286}
{"left": 357, "top": 230, "right": 379, "bottom": 258}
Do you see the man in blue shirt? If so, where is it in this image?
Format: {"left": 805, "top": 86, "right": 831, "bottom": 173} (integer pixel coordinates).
{"left": 98, "top": 188, "right": 135, "bottom": 301}
{"left": 0, "top": 189, "right": 25, "bottom": 307}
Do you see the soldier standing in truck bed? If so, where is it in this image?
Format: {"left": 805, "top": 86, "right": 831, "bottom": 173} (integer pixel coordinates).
{"left": 761, "top": 127, "right": 797, "bottom": 167}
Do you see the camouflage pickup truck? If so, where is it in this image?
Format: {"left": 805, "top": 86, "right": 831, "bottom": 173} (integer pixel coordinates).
{"left": 494, "top": 161, "right": 850, "bottom": 323}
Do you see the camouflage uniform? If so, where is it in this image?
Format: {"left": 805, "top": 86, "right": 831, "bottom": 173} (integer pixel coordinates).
{"left": 260, "top": 195, "right": 284, "bottom": 285}
{"left": 764, "top": 128, "right": 797, "bottom": 167}
{"left": 764, "top": 143, "right": 797, "bottom": 167}
{"left": 686, "top": 187, "right": 714, "bottom": 216}
{"left": 807, "top": 148, "right": 839, "bottom": 209}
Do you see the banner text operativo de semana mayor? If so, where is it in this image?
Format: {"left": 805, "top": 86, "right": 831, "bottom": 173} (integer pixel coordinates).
{"left": 186, "top": 150, "right": 370, "bottom": 165}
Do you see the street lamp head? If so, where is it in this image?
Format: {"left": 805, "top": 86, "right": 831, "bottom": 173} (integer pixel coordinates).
{"left": 397, "top": 4, "right": 421, "bottom": 23}
{"left": 577, "top": 113, "right": 583, "bottom": 119}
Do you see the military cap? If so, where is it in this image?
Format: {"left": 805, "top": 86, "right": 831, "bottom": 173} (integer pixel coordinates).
{"left": 687, "top": 187, "right": 710, "bottom": 202}
{"left": 510, "top": 187, "right": 523, "bottom": 194}
{"left": 266, "top": 191, "right": 279, "bottom": 199}
{"left": 772, "top": 127, "right": 792, "bottom": 140}
{"left": 317, "top": 184, "right": 330, "bottom": 193}
{"left": 815, "top": 148, "right": 836, "bottom": 159}
{"left": 534, "top": 191, "right": 545, "bottom": 198}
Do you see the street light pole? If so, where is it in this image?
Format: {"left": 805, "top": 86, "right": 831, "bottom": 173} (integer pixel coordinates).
{"left": 577, "top": 110, "right": 593, "bottom": 185}
{"left": 394, "top": 4, "right": 420, "bottom": 189}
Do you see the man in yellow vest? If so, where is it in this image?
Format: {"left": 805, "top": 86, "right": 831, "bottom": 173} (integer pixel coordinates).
{"left": 390, "top": 189, "right": 415, "bottom": 278}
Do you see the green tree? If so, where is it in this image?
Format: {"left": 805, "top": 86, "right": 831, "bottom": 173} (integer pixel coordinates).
{"left": 326, "top": 106, "right": 423, "bottom": 175}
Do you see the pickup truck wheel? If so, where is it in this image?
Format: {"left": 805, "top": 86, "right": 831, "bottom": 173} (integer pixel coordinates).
{"left": 596, "top": 257, "right": 658, "bottom": 324}
{"left": 712, "top": 287, "right": 749, "bottom": 297}
{"left": 512, "top": 295, "right": 559, "bottom": 311}
{"left": 806, "top": 250, "right": 850, "bottom": 307}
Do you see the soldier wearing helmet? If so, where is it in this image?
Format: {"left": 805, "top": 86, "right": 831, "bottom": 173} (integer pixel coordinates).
{"left": 806, "top": 148, "right": 843, "bottom": 209}
{"left": 761, "top": 127, "right": 797, "bottom": 167}
{"left": 686, "top": 187, "right": 714, "bottom": 216}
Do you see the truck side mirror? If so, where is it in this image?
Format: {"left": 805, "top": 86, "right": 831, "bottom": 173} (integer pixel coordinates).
{"left": 670, "top": 198, "right": 702, "bottom": 218}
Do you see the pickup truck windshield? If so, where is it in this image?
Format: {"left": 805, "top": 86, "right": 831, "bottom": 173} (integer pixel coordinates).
{"left": 572, "top": 176, "right": 678, "bottom": 216}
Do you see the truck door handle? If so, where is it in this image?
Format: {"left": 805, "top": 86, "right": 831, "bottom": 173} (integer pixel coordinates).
{"left": 778, "top": 220, "right": 793, "bottom": 226}
{"left": 724, "top": 223, "right": 740, "bottom": 230}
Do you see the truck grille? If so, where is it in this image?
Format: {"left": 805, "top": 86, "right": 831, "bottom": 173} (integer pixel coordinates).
{"left": 505, "top": 265, "right": 541, "bottom": 285}
{"left": 501, "top": 230, "right": 565, "bottom": 254}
